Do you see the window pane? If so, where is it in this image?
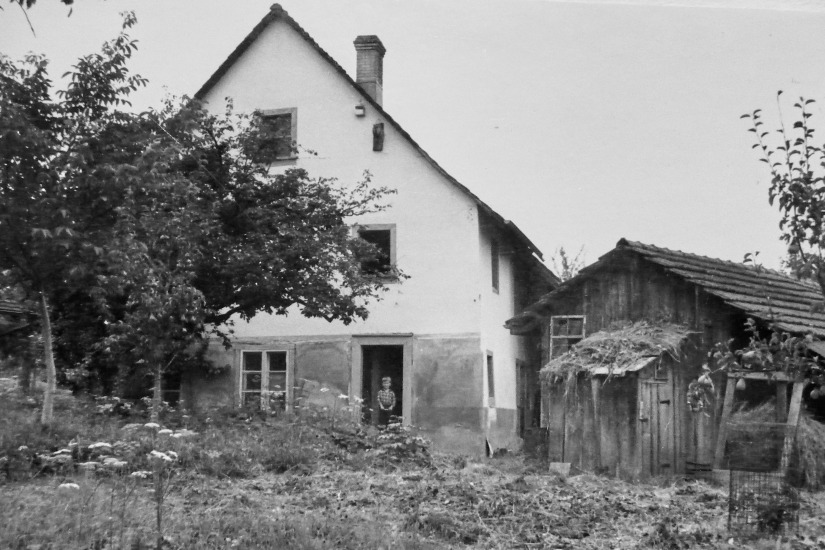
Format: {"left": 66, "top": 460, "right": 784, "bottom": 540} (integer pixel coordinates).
{"left": 267, "top": 351, "right": 287, "bottom": 373}
{"left": 269, "top": 371, "right": 287, "bottom": 411}
{"left": 256, "top": 114, "right": 292, "bottom": 161}
{"left": 552, "top": 318, "right": 568, "bottom": 336}
{"left": 359, "top": 228, "right": 392, "bottom": 274}
{"left": 486, "top": 354, "right": 495, "bottom": 398}
{"left": 243, "top": 352, "right": 262, "bottom": 372}
{"left": 245, "top": 372, "right": 262, "bottom": 391}
{"left": 568, "top": 318, "right": 584, "bottom": 336}
{"left": 491, "top": 239, "right": 500, "bottom": 291}
{"left": 269, "top": 371, "right": 286, "bottom": 392}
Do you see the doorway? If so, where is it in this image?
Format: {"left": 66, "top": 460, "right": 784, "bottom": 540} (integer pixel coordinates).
{"left": 361, "top": 345, "right": 404, "bottom": 425}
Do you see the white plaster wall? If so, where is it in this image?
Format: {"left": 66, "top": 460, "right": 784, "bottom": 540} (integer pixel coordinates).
{"left": 202, "top": 19, "right": 482, "bottom": 337}
{"left": 478, "top": 226, "right": 521, "bottom": 411}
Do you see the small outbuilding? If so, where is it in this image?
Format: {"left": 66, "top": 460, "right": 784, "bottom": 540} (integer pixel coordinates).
{"left": 541, "top": 322, "right": 705, "bottom": 479}
{"left": 507, "top": 238, "right": 825, "bottom": 480}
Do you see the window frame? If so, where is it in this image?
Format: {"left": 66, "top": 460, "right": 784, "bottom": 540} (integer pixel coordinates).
{"left": 486, "top": 350, "right": 496, "bottom": 407}
{"left": 491, "top": 238, "right": 500, "bottom": 293}
{"left": 549, "top": 315, "right": 586, "bottom": 359}
{"left": 239, "top": 348, "right": 294, "bottom": 413}
{"left": 354, "top": 223, "right": 397, "bottom": 280}
{"left": 255, "top": 107, "right": 298, "bottom": 161}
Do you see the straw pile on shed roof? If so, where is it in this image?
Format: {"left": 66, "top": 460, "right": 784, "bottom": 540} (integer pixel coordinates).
{"left": 540, "top": 321, "right": 696, "bottom": 384}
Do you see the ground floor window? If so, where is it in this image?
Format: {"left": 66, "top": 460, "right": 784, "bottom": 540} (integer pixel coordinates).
{"left": 240, "top": 350, "right": 292, "bottom": 412}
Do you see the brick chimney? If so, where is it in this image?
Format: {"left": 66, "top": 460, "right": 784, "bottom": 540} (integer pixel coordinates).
{"left": 354, "top": 35, "right": 386, "bottom": 106}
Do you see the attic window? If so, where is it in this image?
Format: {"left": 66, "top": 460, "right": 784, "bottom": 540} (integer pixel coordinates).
{"left": 254, "top": 108, "right": 297, "bottom": 161}
{"left": 357, "top": 224, "right": 396, "bottom": 277}
{"left": 549, "top": 315, "right": 586, "bottom": 359}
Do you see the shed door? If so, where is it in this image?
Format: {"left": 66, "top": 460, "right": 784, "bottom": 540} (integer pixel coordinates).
{"left": 641, "top": 380, "right": 674, "bottom": 476}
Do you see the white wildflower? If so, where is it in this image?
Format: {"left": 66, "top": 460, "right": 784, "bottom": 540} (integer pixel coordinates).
{"left": 122, "top": 423, "right": 142, "bottom": 431}
{"left": 52, "top": 448, "right": 72, "bottom": 456}
{"left": 130, "top": 470, "right": 152, "bottom": 479}
{"left": 157, "top": 429, "right": 173, "bottom": 435}
{"left": 148, "top": 450, "right": 173, "bottom": 463}
{"left": 78, "top": 461, "right": 100, "bottom": 470}
{"left": 165, "top": 450, "right": 178, "bottom": 460}
{"left": 143, "top": 422, "right": 160, "bottom": 430}
{"left": 319, "top": 387, "right": 329, "bottom": 393}
{"left": 17, "top": 445, "right": 29, "bottom": 452}
{"left": 88, "top": 442, "right": 112, "bottom": 450}
{"left": 170, "top": 433, "right": 183, "bottom": 439}
{"left": 58, "top": 482, "right": 80, "bottom": 490}
{"left": 338, "top": 393, "right": 348, "bottom": 399}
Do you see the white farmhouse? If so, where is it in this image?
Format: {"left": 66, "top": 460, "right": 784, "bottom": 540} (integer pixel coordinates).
{"left": 184, "top": 4, "right": 556, "bottom": 454}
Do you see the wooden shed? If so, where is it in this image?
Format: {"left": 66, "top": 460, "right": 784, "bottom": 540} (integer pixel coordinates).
{"left": 541, "top": 323, "right": 705, "bottom": 479}
{"left": 507, "top": 238, "right": 825, "bottom": 479}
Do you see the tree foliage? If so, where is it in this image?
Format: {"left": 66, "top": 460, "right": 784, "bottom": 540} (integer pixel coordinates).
{"left": 0, "top": 14, "right": 396, "bottom": 420}
{"left": 549, "top": 246, "right": 585, "bottom": 282}
{"left": 743, "top": 93, "right": 825, "bottom": 299}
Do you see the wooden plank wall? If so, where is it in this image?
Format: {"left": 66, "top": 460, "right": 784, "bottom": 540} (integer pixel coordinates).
{"left": 538, "top": 254, "right": 751, "bottom": 478}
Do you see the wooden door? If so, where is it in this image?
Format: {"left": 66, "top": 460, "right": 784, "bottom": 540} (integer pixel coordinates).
{"left": 640, "top": 380, "right": 674, "bottom": 477}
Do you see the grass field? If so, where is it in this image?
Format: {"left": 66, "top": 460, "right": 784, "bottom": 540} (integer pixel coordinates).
{"left": 2, "top": 381, "right": 825, "bottom": 549}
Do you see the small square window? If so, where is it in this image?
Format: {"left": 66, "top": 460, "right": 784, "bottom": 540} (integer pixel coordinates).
{"left": 356, "top": 224, "right": 396, "bottom": 277}
{"left": 254, "top": 108, "right": 297, "bottom": 162}
{"left": 549, "top": 315, "right": 586, "bottom": 359}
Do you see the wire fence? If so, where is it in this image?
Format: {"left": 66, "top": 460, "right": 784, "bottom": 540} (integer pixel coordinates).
{"left": 725, "top": 422, "right": 800, "bottom": 536}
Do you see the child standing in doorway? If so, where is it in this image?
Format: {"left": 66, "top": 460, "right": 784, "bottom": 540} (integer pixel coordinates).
{"left": 377, "top": 376, "right": 396, "bottom": 426}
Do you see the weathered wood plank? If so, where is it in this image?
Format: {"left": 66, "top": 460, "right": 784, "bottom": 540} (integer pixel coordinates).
{"left": 591, "top": 377, "right": 602, "bottom": 471}
{"left": 781, "top": 382, "right": 804, "bottom": 473}
{"left": 713, "top": 376, "right": 737, "bottom": 469}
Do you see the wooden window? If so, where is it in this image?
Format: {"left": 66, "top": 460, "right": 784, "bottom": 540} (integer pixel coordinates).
{"left": 486, "top": 351, "right": 495, "bottom": 406}
{"left": 549, "top": 315, "right": 586, "bottom": 358}
{"left": 356, "top": 224, "right": 396, "bottom": 277}
{"left": 491, "top": 238, "right": 500, "bottom": 293}
{"left": 240, "top": 350, "right": 292, "bottom": 412}
{"left": 254, "top": 108, "right": 297, "bottom": 162}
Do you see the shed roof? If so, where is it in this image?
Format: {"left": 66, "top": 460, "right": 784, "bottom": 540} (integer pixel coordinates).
{"left": 541, "top": 321, "right": 695, "bottom": 380}
{"left": 509, "top": 238, "right": 825, "bottom": 337}
{"left": 195, "top": 4, "right": 552, "bottom": 276}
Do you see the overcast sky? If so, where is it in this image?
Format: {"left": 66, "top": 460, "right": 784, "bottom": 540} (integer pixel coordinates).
{"left": 4, "top": 0, "right": 825, "bottom": 270}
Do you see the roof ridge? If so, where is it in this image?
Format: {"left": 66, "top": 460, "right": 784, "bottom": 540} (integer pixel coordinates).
{"left": 617, "top": 238, "right": 809, "bottom": 286}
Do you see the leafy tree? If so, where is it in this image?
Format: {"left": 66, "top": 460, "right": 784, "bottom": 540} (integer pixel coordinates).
{"left": 1, "top": 14, "right": 395, "bottom": 422}
{"left": 743, "top": 93, "right": 825, "bottom": 301}
{"left": 549, "top": 246, "right": 585, "bottom": 282}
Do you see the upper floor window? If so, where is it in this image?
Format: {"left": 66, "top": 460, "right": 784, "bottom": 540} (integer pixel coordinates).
{"left": 491, "top": 238, "right": 500, "bottom": 293}
{"left": 254, "top": 108, "right": 297, "bottom": 162}
{"left": 357, "top": 224, "right": 396, "bottom": 278}
{"left": 549, "top": 315, "right": 586, "bottom": 359}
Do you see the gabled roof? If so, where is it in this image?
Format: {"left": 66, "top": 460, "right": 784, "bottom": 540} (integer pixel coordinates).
{"left": 508, "top": 238, "right": 825, "bottom": 337}
{"left": 194, "top": 3, "right": 547, "bottom": 264}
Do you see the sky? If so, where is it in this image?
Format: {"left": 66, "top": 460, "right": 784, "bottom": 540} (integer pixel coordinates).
{"left": 4, "top": 0, "right": 825, "bottom": 270}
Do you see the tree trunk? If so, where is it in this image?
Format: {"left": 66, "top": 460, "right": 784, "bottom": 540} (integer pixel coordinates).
{"left": 151, "top": 362, "right": 162, "bottom": 424}
{"left": 39, "top": 292, "right": 56, "bottom": 425}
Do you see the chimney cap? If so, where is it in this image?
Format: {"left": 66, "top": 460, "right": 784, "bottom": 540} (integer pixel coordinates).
{"left": 354, "top": 35, "right": 386, "bottom": 56}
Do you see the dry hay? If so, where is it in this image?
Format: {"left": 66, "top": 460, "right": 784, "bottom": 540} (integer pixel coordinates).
{"left": 730, "top": 400, "right": 825, "bottom": 490}
{"left": 540, "top": 321, "right": 695, "bottom": 386}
